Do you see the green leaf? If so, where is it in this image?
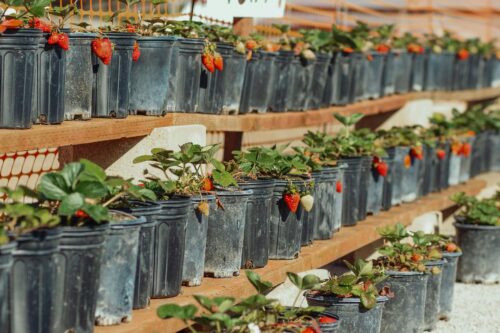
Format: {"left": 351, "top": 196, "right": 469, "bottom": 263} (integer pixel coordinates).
{"left": 193, "top": 295, "right": 213, "bottom": 311}
{"left": 58, "top": 192, "right": 85, "bottom": 216}
{"left": 360, "top": 292, "right": 377, "bottom": 309}
{"left": 329, "top": 285, "right": 351, "bottom": 296}
{"left": 302, "top": 274, "right": 321, "bottom": 290}
{"left": 38, "top": 173, "right": 69, "bottom": 200}
{"left": 212, "top": 170, "right": 237, "bottom": 188}
{"left": 82, "top": 204, "right": 109, "bottom": 223}
{"left": 28, "top": 0, "right": 51, "bottom": 17}
{"left": 338, "top": 274, "right": 357, "bottom": 286}
{"left": 75, "top": 181, "right": 109, "bottom": 199}
{"left": 245, "top": 270, "right": 273, "bottom": 294}
{"left": 157, "top": 304, "right": 197, "bottom": 320}
{"left": 133, "top": 155, "right": 154, "bottom": 164}
{"left": 287, "top": 272, "right": 302, "bottom": 290}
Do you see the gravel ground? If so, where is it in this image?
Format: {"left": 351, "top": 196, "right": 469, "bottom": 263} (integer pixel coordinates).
{"left": 434, "top": 282, "right": 500, "bottom": 333}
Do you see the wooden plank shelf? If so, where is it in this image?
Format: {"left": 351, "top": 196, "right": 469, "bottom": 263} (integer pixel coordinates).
{"left": 94, "top": 177, "right": 487, "bottom": 333}
{"left": 2, "top": 88, "right": 499, "bottom": 154}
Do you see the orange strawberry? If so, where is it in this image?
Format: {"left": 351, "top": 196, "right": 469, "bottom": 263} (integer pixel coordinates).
{"left": 213, "top": 52, "right": 223, "bottom": 71}
{"left": 57, "top": 33, "right": 69, "bottom": 50}
{"left": 366, "top": 54, "right": 374, "bottom": 61}
{"left": 436, "top": 149, "right": 446, "bottom": 160}
{"left": 375, "top": 44, "right": 390, "bottom": 54}
{"left": 126, "top": 24, "right": 136, "bottom": 33}
{"left": 0, "top": 19, "right": 23, "bottom": 33}
{"left": 202, "top": 53, "right": 215, "bottom": 73}
{"left": 283, "top": 192, "right": 300, "bottom": 213}
{"left": 404, "top": 155, "right": 412, "bottom": 169}
{"left": 342, "top": 47, "right": 354, "bottom": 54}
{"left": 319, "top": 316, "right": 337, "bottom": 323}
{"left": 410, "top": 146, "right": 424, "bottom": 160}
{"left": 336, "top": 181, "right": 342, "bottom": 193}
{"left": 411, "top": 253, "right": 423, "bottom": 262}
{"left": 457, "top": 48, "right": 469, "bottom": 60}
{"left": 451, "top": 142, "right": 462, "bottom": 156}
{"left": 460, "top": 143, "right": 472, "bottom": 157}
{"left": 245, "top": 40, "right": 257, "bottom": 50}
{"left": 197, "top": 201, "right": 210, "bottom": 216}
{"left": 132, "top": 41, "right": 140, "bottom": 62}
{"left": 445, "top": 242, "right": 458, "bottom": 252}
{"left": 201, "top": 178, "right": 214, "bottom": 192}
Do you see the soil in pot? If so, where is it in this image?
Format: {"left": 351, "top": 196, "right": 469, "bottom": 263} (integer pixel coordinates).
{"left": 410, "top": 52, "right": 425, "bottom": 91}
{"left": 220, "top": 50, "right": 247, "bottom": 114}
{"left": 32, "top": 32, "right": 67, "bottom": 124}
{"left": 380, "top": 271, "right": 428, "bottom": 333}
{"left": 306, "top": 294, "right": 388, "bottom": 333}
{"left": 118, "top": 201, "right": 162, "bottom": 309}
{"left": 54, "top": 223, "right": 109, "bottom": 333}
{"left": 269, "top": 50, "right": 294, "bottom": 113}
{"left": 129, "top": 36, "right": 176, "bottom": 116}
{"left": 182, "top": 195, "right": 215, "bottom": 287}
{"left": 401, "top": 148, "right": 420, "bottom": 202}
{"left": 340, "top": 157, "right": 362, "bottom": 226}
{"left": 239, "top": 179, "right": 275, "bottom": 269}
{"left": 393, "top": 50, "right": 412, "bottom": 94}
{"left": 64, "top": 32, "right": 95, "bottom": 120}
{"left": 172, "top": 38, "right": 203, "bottom": 113}
{"left": 439, "top": 251, "right": 462, "bottom": 320}
{"left": 288, "top": 56, "right": 315, "bottom": 111}
{"left": 423, "top": 260, "right": 445, "bottom": 331}
{"left": 309, "top": 52, "right": 331, "bottom": 109}
{"left": 330, "top": 52, "right": 354, "bottom": 105}
{"left": 363, "top": 52, "right": 384, "bottom": 100}
{"left": 381, "top": 154, "right": 396, "bottom": 211}
{"left": 357, "top": 156, "right": 372, "bottom": 220}
{"left": 239, "top": 50, "right": 277, "bottom": 114}
{"left": 455, "top": 222, "right": 500, "bottom": 283}
{"left": 152, "top": 197, "right": 190, "bottom": 297}
{"left": 11, "top": 228, "right": 62, "bottom": 333}
{"left": 204, "top": 189, "right": 252, "bottom": 277}
{"left": 0, "top": 241, "right": 16, "bottom": 332}
{"left": 92, "top": 32, "right": 136, "bottom": 118}
{"left": 381, "top": 51, "right": 396, "bottom": 96}
{"left": 269, "top": 179, "right": 305, "bottom": 259}
{"left": 0, "top": 29, "right": 41, "bottom": 129}
{"left": 314, "top": 167, "right": 341, "bottom": 239}
{"left": 95, "top": 214, "right": 146, "bottom": 326}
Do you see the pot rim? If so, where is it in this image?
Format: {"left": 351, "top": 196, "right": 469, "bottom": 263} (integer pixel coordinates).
{"left": 386, "top": 269, "right": 425, "bottom": 276}
{"left": 424, "top": 259, "right": 446, "bottom": 266}
{"left": 306, "top": 292, "right": 389, "bottom": 304}
{"left": 442, "top": 251, "right": 463, "bottom": 258}
{"left": 215, "top": 189, "right": 253, "bottom": 196}
{"left": 454, "top": 222, "right": 500, "bottom": 230}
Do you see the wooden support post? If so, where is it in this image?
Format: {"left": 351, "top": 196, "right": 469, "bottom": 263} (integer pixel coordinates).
{"left": 223, "top": 132, "right": 243, "bottom": 161}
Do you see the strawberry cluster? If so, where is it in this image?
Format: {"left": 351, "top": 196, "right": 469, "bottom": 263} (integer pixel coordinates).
{"left": 132, "top": 41, "right": 140, "bottom": 62}
{"left": 201, "top": 41, "right": 223, "bottom": 73}
{"left": 92, "top": 38, "right": 114, "bottom": 65}
{"left": 372, "top": 157, "right": 388, "bottom": 177}
{"left": 48, "top": 32, "right": 70, "bottom": 50}
{"left": 0, "top": 19, "right": 23, "bottom": 33}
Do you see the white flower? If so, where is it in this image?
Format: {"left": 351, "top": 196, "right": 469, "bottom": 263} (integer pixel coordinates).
{"left": 248, "top": 323, "right": 261, "bottom": 333}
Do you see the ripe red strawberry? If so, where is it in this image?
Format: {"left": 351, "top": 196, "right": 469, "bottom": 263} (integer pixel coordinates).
{"left": 319, "top": 316, "right": 337, "bottom": 323}
{"left": 410, "top": 146, "right": 424, "bottom": 160}
{"left": 446, "top": 242, "right": 458, "bottom": 252}
{"left": 74, "top": 209, "right": 88, "bottom": 218}
{"left": 366, "top": 54, "right": 373, "bottom": 61}
{"left": 460, "top": 143, "right": 472, "bottom": 157}
{"left": 375, "top": 44, "right": 390, "bottom": 54}
{"left": 213, "top": 52, "right": 223, "bottom": 71}
{"left": 92, "top": 38, "right": 114, "bottom": 65}
{"left": 138, "top": 183, "right": 145, "bottom": 187}
{"left": 407, "top": 43, "right": 422, "bottom": 54}
{"left": 411, "top": 253, "right": 423, "bottom": 262}
{"left": 245, "top": 39, "right": 257, "bottom": 50}
{"left": 0, "top": 19, "right": 23, "bottom": 33}
{"left": 57, "top": 33, "right": 69, "bottom": 50}
{"left": 284, "top": 192, "right": 300, "bottom": 213}
{"left": 436, "top": 149, "right": 446, "bottom": 160}
{"left": 47, "top": 32, "right": 60, "bottom": 45}
{"left": 376, "top": 161, "right": 388, "bottom": 177}
{"left": 126, "top": 24, "right": 136, "bottom": 33}
{"left": 202, "top": 53, "right": 215, "bottom": 73}
{"left": 132, "top": 41, "right": 140, "bottom": 62}
{"left": 457, "top": 48, "right": 469, "bottom": 60}
{"left": 201, "top": 178, "right": 214, "bottom": 192}
{"left": 336, "top": 181, "right": 342, "bottom": 193}
{"left": 404, "top": 155, "right": 412, "bottom": 169}
{"left": 342, "top": 47, "right": 354, "bottom": 54}
{"left": 30, "top": 18, "right": 51, "bottom": 33}
{"left": 301, "top": 327, "right": 316, "bottom": 333}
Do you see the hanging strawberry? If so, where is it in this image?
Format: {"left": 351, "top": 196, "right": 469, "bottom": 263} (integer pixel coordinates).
{"left": 0, "top": 19, "right": 23, "bottom": 33}
{"left": 213, "top": 52, "right": 223, "bottom": 71}
{"left": 436, "top": 149, "right": 446, "bottom": 160}
{"left": 132, "top": 41, "right": 140, "bottom": 62}
{"left": 410, "top": 146, "right": 424, "bottom": 160}
{"left": 375, "top": 44, "right": 390, "bottom": 54}
{"left": 283, "top": 182, "right": 300, "bottom": 213}
{"left": 342, "top": 47, "right": 354, "bottom": 54}
{"left": 372, "top": 157, "right": 388, "bottom": 177}
{"left": 404, "top": 155, "right": 412, "bottom": 169}
{"left": 92, "top": 37, "right": 114, "bottom": 65}
{"left": 29, "top": 18, "right": 51, "bottom": 33}
{"left": 457, "top": 48, "right": 469, "bottom": 60}
{"left": 300, "top": 182, "right": 314, "bottom": 212}
{"left": 201, "top": 177, "right": 214, "bottom": 192}
{"left": 202, "top": 41, "right": 216, "bottom": 73}
{"left": 460, "top": 142, "right": 472, "bottom": 157}
{"left": 57, "top": 33, "right": 69, "bottom": 50}
{"left": 336, "top": 181, "right": 343, "bottom": 193}
{"left": 197, "top": 201, "right": 209, "bottom": 216}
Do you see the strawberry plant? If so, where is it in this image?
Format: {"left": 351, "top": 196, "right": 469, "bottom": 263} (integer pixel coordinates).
{"left": 231, "top": 147, "right": 276, "bottom": 179}
{"left": 451, "top": 192, "right": 500, "bottom": 226}
{"left": 0, "top": 0, "right": 51, "bottom": 32}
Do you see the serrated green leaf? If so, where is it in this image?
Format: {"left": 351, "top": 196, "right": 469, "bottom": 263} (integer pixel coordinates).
{"left": 58, "top": 192, "right": 85, "bottom": 216}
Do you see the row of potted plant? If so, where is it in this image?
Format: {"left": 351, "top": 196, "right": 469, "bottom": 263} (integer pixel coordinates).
{"left": 1, "top": 2, "right": 499, "bottom": 128}
{"left": 158, "top": 223, "right": 465, "bottom": 333}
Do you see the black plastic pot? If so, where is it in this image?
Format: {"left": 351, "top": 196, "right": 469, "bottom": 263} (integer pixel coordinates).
{"left": 380, "top": 271, "right": 428, "bottom": 333}
{"left": 239, "top": 51, "right": 277, "bottom": 114}
{"left": 424, "top": 52, "right": 440, "bottom": 91}
{"left": 269, "top": 179, "right": 305, "bottom": 259}
{"left": 172, "top": 38, "right": 203, "bottom": 112}
{"left": 64, "top": 32, "right": 95, "bottom": 120}
{"left": 475, "top": 56, "right": 486, "bottom": 89}
{"left": 439, "top": 251, "right": 462, "bottom": 320}
{"left": 393, "top": 50, "right": 412, "bottom": 93}
{"left": 32, "top": 32, "right": 66, "bottom": 124}
{"left": 129, "top": 36, "right": 176, "bottom": 116}
{"left": 269, "top": 51, "right": 295, "bottom": 112}
{"left": 381, "top": 51, "right": 396, "bottom": 96}
{"left": 388, "top": 146, "right": 409, "bottom": 206}
{"left": 330, "top": 52, "right": 354, "bottom": 105}
{"left": 349, "top": 53, "right": 365, "bottom": 103}
{"left": 314, "top": 167, "right": 341, "bottom": 239}
{"left": 289, "top": 56, "right": 315, "bottom": 111}
{"left": 363, "top": 52, "right": 384, "bottom": 100}
{"left": 11, "top": 228, "right": 62, "bottom": 333}
{"left": 488, "top": 132, "right": 500, "bottom": 172}
{"left": 421, "top": 145, "right": 435, "bottom": 196}
{"left": 0, "top": 29, "right": 41, "bottom": 128}
{"left": 306, "top": 294, "right": 388, "bottom": 333}
{"left": 494, "top": 59, "right": 500, "bottom": 87}
{"left": 205, "top": 189, "right": 251, "bottom": 277}
{"left": 441, "top": 52, "right": 455, "bottom": 91}
{"left": 467, "top": 54, "right": 480, "bottom": 89}
{"left": 152, "top": 197, "right": 190, "bottom": 297}
{"left": 340, "top": 157, "right": 362, "bottom": 226}
{"left": 423, "top": 260, "right": 445, "bottom": 331}
{"left": 119, "top": 201, "right": 162, "bottom": 309}
{"left": 239, "top": 179, "right": 275, "bottom": 268}
{"left": 401, "top": 149, "right": 419, "bottom": 203}
{"left": 436, "top": 142, "right": 451, "bottom": 191}
{"left": 322, "top": 55, "right": 336, "bottom": 107}
{"left": 448, "top": 149, "right": 462, "bottom": 186}
{"left": 0, "top": 242, "right": 15, "bottom": 332}
{"left": 453, "top": 57, "right": 469, "bottom": 91}
{"left": 309, "top": 52, "right": 331, "bottom": 109}
{"left": 367, "top": 163, "right": 385, "bottom": 215}
{"left": 357, "top": 156, "right": 372, "bottom": 221}
{"left": 317, "top": 312, "right": 341, "bottom": 333}
{"left": 55, "top": 224, "right": 109, "bottom": 333}
{"left": 482, "top": 57, "right": 495, "bottom": 88}
{"left": 95, "top": 215, "right": 146, "bottom": 326}
{"left": 302, "top": 173, "right": 319, "bottom": 246}
{"left": 471, "top": 132, "right": 487, "bottom": 177}
{"left": 381, "top": 153, "right": 395, "bottom": 211}
{"left": 221, "top": 50, "right": 246, "bottom": 114}
{"left": 410, "top": 52, "right": 425, "bottom": 91}
{"left": 455, "top": 222, "right": 500, "bottom": 283}
{"left": 183, "top": 195, "right": 216, "bottom": 286}
{"left": 92, "top": 32, "right": 136, "bottom": 118}
{"left": 459, "top": 136, "right": 474, "bottom": 183}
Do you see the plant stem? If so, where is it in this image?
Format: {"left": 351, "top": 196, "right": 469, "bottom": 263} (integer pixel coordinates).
{"left": 292, "top": 290, "right": 303, "bottom": 308}
{"left": 102, "top": 192, "right": 127, "bottom": 207}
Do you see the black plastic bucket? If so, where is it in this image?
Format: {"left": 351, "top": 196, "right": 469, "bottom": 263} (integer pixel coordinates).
{"left": 269, "top": 179, "right": 305, "bottom": 259}
{"left": 488, "top": 132, "right": 500, "bottom": 172}
{"left": 357, "top": 156, "right": 372, "bottom": 220}
{"left": 269, "top": 50, "right": 294, "bottom": 112}
{"left": 302, "top": 173, "right": 319, "bottom": 245}
{"left": 288, "top": 56, "right": 316, "bottom": 111}
{"left": 55, "top": 224, "right": 109, "bottom": 333}
{"left": 151, "top": 197, "right": 190, "bottom": 297}
{"left": 92, "top": 32, "right": 136, "bottom": 118}
{"left": 0, "top": 242, "right": 15, "bottom": 332}
{"left": 306, "top": 294, "right": 388, "bottom": 333}
{"left": 424, "top": 52, "right": 440, "bottom": 91}
{"left": 459, "top": 136, "right": 475, "bottom": 183}
{"left": 204, "top": 190, "right": 252, "bottom": 277}
{"left": 0, "top": 29, "right": 41, "bottom": 128}
{"left": 381, "top": 153, "right": 395, "bottom": 211}
{"left": 129, "top": 36, "right": 176, "bottom": 116}
{"left": 182, "top": 195, "right": 215, "bottom": 286}
{"left": 420, "top": 145, "right": 434, "bottom": 196}
{"left": 95, "top": 215, "right": 146, "bottom": 326}
{"left": 221, "top": 50, "right": 246, "bottom": 114}
{"left": 11, "top": 228, "right": 62, "bottom": 333}
{"left": 239, "top": 179, "right": 275, "bottom": 268}
{"left": 390, "top": 146, "right": 409, "bottom": 205}
{"left": 423, "top": 260, "right": 445, "bottom": 331}
{"left": 439, "top": 251, "right": 462, "bottom": 320}
{"left": 119, "top": 201, "right": 162, "bottom": 309}
{"left": 314, "top": 167, "right": 341, "bottom": 239}
{"left": 381, "top": 51, "right": 396, "bottom": 96}
{"left": 32, "top": 32, "right": 66, "bottom": 124}
{"left": 330, "top": 52, "right": 354, "bottom": 105}
{"left": 401, "top": 148, "right": 419, "bottom": 202}
{"left": 367, "top": 162, "right": 385, "bottom": 215}
{"left": 239, "top": 50, "right": 277, "bottom": 114}
{"left": 448, "top": 148, "right": 462, "bottom": 186}
{"left": 172, "top": 38, "right": 203, "bottom": 112}
{"left": 340, "top": 157, "right": 363, "bottom": 226}
{"left": 435, "top": 142, "right": 451, "bottom": 191}
{"left": 309, "top": 52, "right": 331, "bottom": 109}
{"left": 380, "top": 271, "right": 428, "bottom": 333}
{"left": 453, "top": 57, "right": 469, "bottom": 91}
{"left": 349, "top": 53, "right": 365, "bottom": 103}
{"left": 467, "top": 54, "right": 480, "bottom": 89}
{"left": 322, "top": 54, "right": 336, "bottom": 106}
{"left": 441, "top": 52, "right": 455, "bottom": 90}
{"left": 410, "top": 53, "right": 425, "bottom": 91}
{"left": 64, "top": 32, "right": 95, "bottom": 120}
{"left": 363, "top": 52, "right": 384, "bottom": 100}
{"left": 393, "top": 50, "right": 412, "bottom": 93}
{"left": 455, "top": 222, "right": 500, "bottom": 283}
